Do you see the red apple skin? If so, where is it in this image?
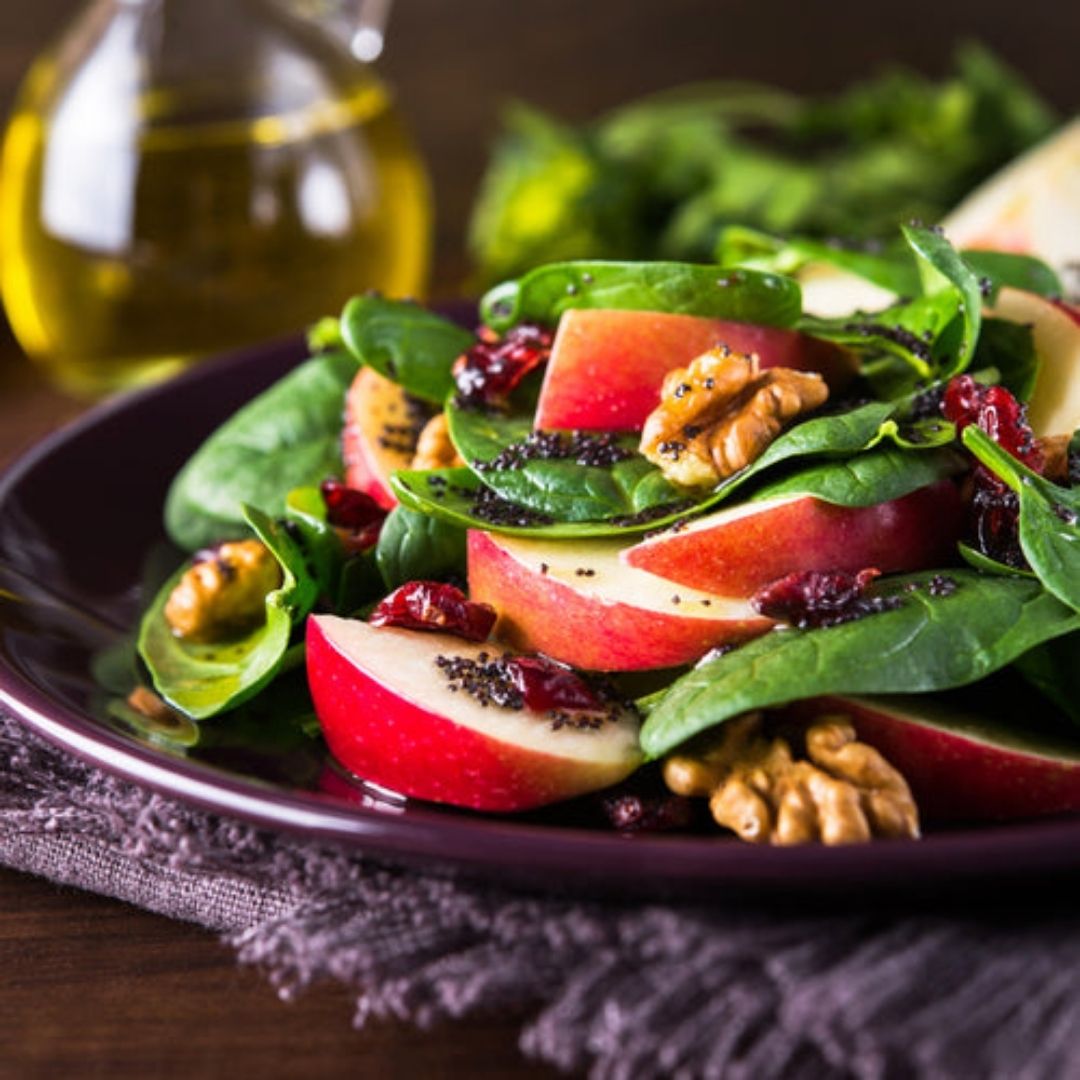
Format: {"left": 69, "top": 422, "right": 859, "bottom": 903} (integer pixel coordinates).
{"left": 1054, "top": 300, "right": 1080, "bottom": 329}
{"left": 623, "top": 479, "right": 964, "bottom": 596}
{"left": 307, "top": 617, "right": 641, "bottom": 811}
{"left": 803, "top": 696, "right": 1080, "bottom": 823}
{"left": 342, "top": 367, "right": 415, "bottom": 509}
{"left": 534, "top": 308, "right": 856, "bottom": 432}
{"left": 467, "top": 531, "right": 772, "bottom": 671}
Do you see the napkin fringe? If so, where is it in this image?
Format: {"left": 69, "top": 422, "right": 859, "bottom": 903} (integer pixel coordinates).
{"left": 227, "top": 888, "right": 1080, "bottom": 1079}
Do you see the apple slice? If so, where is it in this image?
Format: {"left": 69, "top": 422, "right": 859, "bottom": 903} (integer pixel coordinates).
{"left": 307, "top": 615, "right": 642, "bottom": 811}
{"left": 622, "top": 480, "right": 963, "bottom": 596}
{"left": 942, "top": 118, "right": 1080, "bottom": 278}
{"left": 533, "top": 308, "right": 857, "bottom": 432}
{"left": 342, "top": 368, "right": 422, "bottom": 509}
{"left": 810, "top": 694, "right": 1080, "bottom": 822}
{"left": 467, "top": 530, "right": 772, "bottom": 671}
{"left": 797, "top": 266, "right": 898, "bottom": 320}
{"left": 989, "top": 287, "right": 1080, "bottom": 437}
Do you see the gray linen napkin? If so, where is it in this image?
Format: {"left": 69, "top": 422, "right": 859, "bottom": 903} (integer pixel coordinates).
{"left": 3, "top": 706, "right": 1079, "bottom": 1080}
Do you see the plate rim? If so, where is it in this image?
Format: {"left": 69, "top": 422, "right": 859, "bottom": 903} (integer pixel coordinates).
{"left": 4, "top": 338, "right": 1080, "bottom": 895}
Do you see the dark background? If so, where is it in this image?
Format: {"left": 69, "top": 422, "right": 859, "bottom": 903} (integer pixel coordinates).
{"left": 2, "top": 0, "right": 1074, "bottom": 291}
{"left": 377, "top": 0, "right": 1079, "bottom": 284}
{"left": 0, "top": 2, "right": 1076, "bottom": 1077}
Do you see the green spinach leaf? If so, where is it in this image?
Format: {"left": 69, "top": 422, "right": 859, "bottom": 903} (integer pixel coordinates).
{"left": 468, "top": 102, "right": 646, "bottom": 286}
{"left": 480, "top": 260, "right": 801, "bottom": 333}
{"left": 138, "top": 506, "right": 317, "bottom": 721}
{"left": 963, "top": 250, "right": 1063, "bottom": 301}
{"left": 108, "top": 667, "right": 320, "bottom": 753}
{"left": 797, "top": 226, "right": 981, "bottom": 381}
{"left": 963, "top": 427, "right": 1080, "bottom": 614}
{"left": 867, "top": 416, "right": 956, "bottom": 450}
{"left": 396, "top": 398, "right": 952, "bottom": 537}
{"left": 390, "top": 468, "right": 693, "bottom": 539}
{"left": 640, "top": 571, "right": 1080, "bottom": 758}
{"left": 165, "top": 351, "right": 358, "bottom": 552}
{"left": 283, "top": 487, "right": 383, "bottom": 614}
{"left": 957, "top": 542, "right": 1035, "bottom": 578}
{"left": 708, "top": 399, "right": 899, "bottom": 496}
{"left": 468, "top": 46, "right": 1055, "bottom": 283}
{"left": 375, "top": 506, "right": 467, "bottom": 590}
{"left": 283, "top": 487, "right": 340, "bottom": 599}
{"left": 750, "top": 446, "right": 963, "bottom": 508}
{"left": 339, "top": 295, "right": 473, "bottom": 404}
{"left": 903, "top": 224, "right": 982, "bottom": 376}
{"left": 307, "top": 316, "right": 344, "bottom": 353}
{"left": 716, "top": 226, "right": 922, "bottom": 296}
{"left": 1013, "top": 632, "right": 1080, "bottom": 725}
{"left": 970, "top": 318, "right": 1040, "bottom": 401}
{"left": 446, "top": 403, "right": 683, "bottom": 522}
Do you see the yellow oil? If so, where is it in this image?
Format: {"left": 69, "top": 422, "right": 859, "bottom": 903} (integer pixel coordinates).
{"left": 0, "top": 67, "right": 431, "bottom": 396}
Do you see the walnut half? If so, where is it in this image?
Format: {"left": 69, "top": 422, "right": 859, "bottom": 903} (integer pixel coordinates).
{"left": 411, "top": 413, "right": 464, "bottom": 471}
{"left": 164, "top": 540, "right": 282, "bottom": 643}
{"left": 640, "top": 349, "right": 829, "bottom": 488}
{"left": 662, "top": 712, "right": 919, "bottom": 845}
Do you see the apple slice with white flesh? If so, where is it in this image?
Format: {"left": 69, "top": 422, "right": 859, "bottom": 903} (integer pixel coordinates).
{"left": 801, "top": 121, "right": 1080, "bottom": 319}
{"left": 805, "top": 694, "right": 1080, "bottom": 823}
{"left": 467, "top": 530, "right": 772, "bottom": 671}
{"left": 307, "top": 615, "right": 642, "bottom": 811}
{"left": 622, "top": 479, "right": 964, "bottom": 596}
{"left": 989, "top": 287, "right": 1080, "bottom": 437}
{"left": 943, "top": 117, "right": 1080, "bottom": 278}
{"left": 533, "top": 308, "right": 857, "bottom": 432}
{"left": 342, "top": 367, "right": 421, "bottom": 509}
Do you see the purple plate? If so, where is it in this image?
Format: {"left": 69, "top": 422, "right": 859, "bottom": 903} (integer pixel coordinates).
{"left": 3, "top": 338, "right": 1080, "bottom": 899}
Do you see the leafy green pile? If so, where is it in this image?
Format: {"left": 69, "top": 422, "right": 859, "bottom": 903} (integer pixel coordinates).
{"left": 396, "top": 225, "right": 1053, "bottom": 539}
{"left": 132, "top": 226, "right": 1080, "bottom": 786}
{"left": 469, "top": 43, "right": 1057, "bottom": 285}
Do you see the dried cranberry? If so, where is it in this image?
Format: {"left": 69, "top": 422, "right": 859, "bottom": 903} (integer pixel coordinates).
{"left": 970, "top": 469, "right": 1025, "bottom": 567}
{"left": 594, "top": 768, "right": 696, "bottom": 833}
{"left": 502, "top": 655, "right": 603, "bottom": 713}
{"left": 453, "top": 323, "right": 553, "bottom": 408}
{"left": 369, "top": 581, "right": 496, "bottom": 642}
{"left": 752, "top": 568, "right": 901, "bottom": 629}
{"left": 321, "top": 479, "right": 385, "bottom": 530}
{"left": 940, "top": 377, "right": 1043, "bottom": 568}
{"left": 601, "top": 791, "right": 695, "bottom": 834}
{"left": 321, "top": 478, "right": 386, "bottom": 552}
{"left": 941, "top": 375, "right": 1042, "bottom": 470}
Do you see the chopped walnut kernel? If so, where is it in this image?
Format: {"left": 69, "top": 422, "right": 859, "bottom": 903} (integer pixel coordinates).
{"left": 411, "top": 413, "right": 463, "bottom": 471}
{"left": 640, "top": 349, "right": 828, "bottom": 487}
{"left": 1036, "top": 434, "right": 1070, "bottom": 483}
{"left": 164, "top": 540, "right": 282, "bottom": 643}
{"left": 662, "top": 712, "right": 919, "bottom": 845}
{"left": 127, "top": 685, "right": 183, "bottom": 725}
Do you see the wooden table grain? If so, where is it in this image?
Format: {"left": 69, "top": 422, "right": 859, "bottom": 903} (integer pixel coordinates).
{"left": 1, "top": 2, "right": 1076, "bottom": 1075}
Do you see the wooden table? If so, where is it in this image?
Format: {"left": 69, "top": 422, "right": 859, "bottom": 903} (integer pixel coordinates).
{"left": 1, "top": 2, "right": 1076, "bottom": 1075}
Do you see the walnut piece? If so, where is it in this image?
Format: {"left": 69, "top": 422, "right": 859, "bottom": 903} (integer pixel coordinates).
{"left": 1036, "top": 434, "right": 1070, "bottom": 482}
{"left": 164, "top": 539, "right": 282, "bottom": 643}
{"left": 127, "top": 685, "right": 182, "bottom": 724}
{"left": 662, "top": 712, "right": 919, "bottom": 845}
{"left": 411, "top": 413, "right": 463, "bottom": 471}
{"left": 640, "top": 349, "right": 829, "bottom": 488}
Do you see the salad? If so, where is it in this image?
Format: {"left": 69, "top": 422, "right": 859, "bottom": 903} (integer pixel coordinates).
{"left": 125, "top": 135, "right": 1080, "bottom": 848}
{"left": 468, "top": 43, "right": 1059, "bottom": 284}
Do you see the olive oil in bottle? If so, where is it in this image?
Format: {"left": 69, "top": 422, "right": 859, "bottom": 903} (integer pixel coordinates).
{"left": 0, "top": 0, "right": 431, "bottom": 397}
